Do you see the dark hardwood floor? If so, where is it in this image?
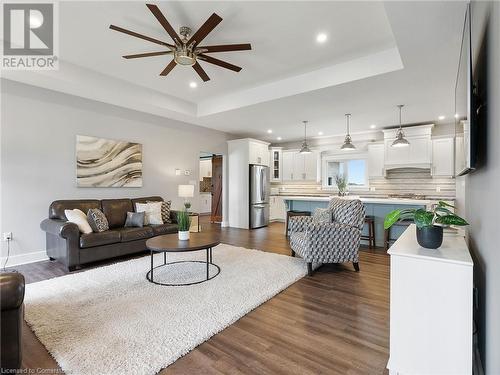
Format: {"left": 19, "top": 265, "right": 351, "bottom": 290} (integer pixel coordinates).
{"left": 13, "top": 218, "right": 390, "bottom": 374}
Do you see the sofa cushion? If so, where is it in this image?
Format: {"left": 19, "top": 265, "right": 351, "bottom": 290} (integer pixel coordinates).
{"left": 49, "top": 200, "right": 101, "bottom": 220}
{"left": 150, "top": 223, "right": 178, "bottom": 236}
{"left": 119, "top": 227, "right": 154, "bottom": 243}
{"left": 101, "top": 199, "right": 133, "bottom": 229}
{"left": 79, "top": 230, "right": 121, "bottom": 248}
{"left": 131, "top": 196, "right": 163, "bottom": 207}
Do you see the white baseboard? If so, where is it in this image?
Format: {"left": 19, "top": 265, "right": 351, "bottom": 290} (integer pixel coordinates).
{"left": 1, "top": 251, "right": 48, "bottom": 267}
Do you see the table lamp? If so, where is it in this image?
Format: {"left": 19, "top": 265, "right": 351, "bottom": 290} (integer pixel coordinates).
{"left": 178, "top": 184, "right": 194, "bottom": 211}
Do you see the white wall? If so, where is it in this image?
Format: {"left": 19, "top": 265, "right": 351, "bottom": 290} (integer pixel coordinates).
{"left": 462, "top": 2, "right": 500, "bottom": 373}
{"left": 0, "top": 79, "right": 229, "bottom": 264}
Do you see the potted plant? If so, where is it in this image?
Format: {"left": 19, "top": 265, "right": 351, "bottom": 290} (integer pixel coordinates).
{"left": 177, "top": 210, "right": 191, "bottom": 241}
{"left": 335, "top": 174, "right": 348, "bottom": 197}
{"left": 384, "top": 201, "right": 469, "bottom": 249}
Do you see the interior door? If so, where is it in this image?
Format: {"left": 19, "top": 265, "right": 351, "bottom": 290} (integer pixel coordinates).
{"left": 211, "top": 155, "right": 223, "bottom": 223}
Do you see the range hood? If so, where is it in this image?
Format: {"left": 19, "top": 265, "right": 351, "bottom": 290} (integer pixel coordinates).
{"left": 382, "top": 124, "right": 434, "bottom": 175}
{"left": 384, "top": 166, "right": 432, "bottom": 179}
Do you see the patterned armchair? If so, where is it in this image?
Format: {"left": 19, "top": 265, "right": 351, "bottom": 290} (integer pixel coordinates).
{"left": 288, "top": 198, "right": 366, "bottom": 276}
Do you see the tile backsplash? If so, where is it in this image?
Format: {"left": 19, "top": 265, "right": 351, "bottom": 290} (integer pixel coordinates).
{"left": 272, "top": 168, "right": 456, "bottom": 199}
{"left": 200, "top": 177, "right": 212, "bottom": 193}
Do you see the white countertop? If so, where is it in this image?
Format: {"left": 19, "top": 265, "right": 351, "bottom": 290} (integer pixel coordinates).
{"left": 388, "top": 224, "right": 472, "bottom": 266}
{"left": 277, "top": 195, "right": 436, "bottom": 206}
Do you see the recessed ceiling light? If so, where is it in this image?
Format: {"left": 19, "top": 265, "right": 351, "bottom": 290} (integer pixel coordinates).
{"left": 318, "top": 131, "right": 324, "bottom": 136}
{"left": 277, "top": 136, "right": 282, "bottom": 141}
{"left": 267, "top": 129, "right": 273, "bottom": 134}
{"left": 438, "top": 115, "right": 446, "bottom": 120}
{"left": 316, "top": 33, "right": 328, "bottom": 43}
{"left": 370, "top": 124, "right": 377, "bottom": 129}
{"left": 189, "top": 81, "right": 197, "bottom": 88}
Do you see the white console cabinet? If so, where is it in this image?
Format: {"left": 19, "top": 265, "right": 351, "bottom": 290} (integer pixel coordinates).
{"left": 387, "top": 225, "right": 473, "bottom": 375}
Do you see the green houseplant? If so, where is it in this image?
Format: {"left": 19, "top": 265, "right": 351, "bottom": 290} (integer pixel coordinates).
{"left": 177, "top": 210, "right": 191, "bottom": 241}
{"left": 335, "top": 174, "right": 348, "bottom": 196}
{"left": 384, "top": 201, "right": 468, "bottom": 249}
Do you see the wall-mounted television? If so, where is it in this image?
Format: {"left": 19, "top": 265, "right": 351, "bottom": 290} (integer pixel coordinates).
{"left": 455, "top": 3, "right": 477, "bottom": 176}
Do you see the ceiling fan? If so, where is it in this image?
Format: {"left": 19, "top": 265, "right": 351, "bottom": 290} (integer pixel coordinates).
{"left": 109, "top": 4, "right": 252, "bottom": 82}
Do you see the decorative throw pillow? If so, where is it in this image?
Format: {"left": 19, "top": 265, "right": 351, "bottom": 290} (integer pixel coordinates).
{"left": 135, "top": 202, "right": 163, "bottom": 225}
{"left": 125, "top": 211, "right": 145, "bottom": 228}
{"left": 161, "top": 200, "right": 172, "bottom": 224}
{"left": 312, "top": 208, "right": 332, "bottom": 224}
{"left": 64, "top": 209, "right": 93, "bottom": 234}
{"left": 87, "top": 208, "right": 109, "bottom": 233}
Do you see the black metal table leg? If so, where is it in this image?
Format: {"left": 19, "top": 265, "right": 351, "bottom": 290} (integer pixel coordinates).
{"left": 150, "top": 249, "right": 154, "bottom": 282}
{"left": 209, "top": 247, "right": 212, "bottom": 264}
{"left": 163, "top": 252, "right": 166, "bottom": 265}
{"left": 206, "top": 248, "right": 209, "bottom": 280}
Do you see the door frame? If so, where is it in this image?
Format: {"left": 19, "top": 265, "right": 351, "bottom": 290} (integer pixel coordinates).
{"left": 199, "top": 151, "right": 228, "bottom": 227}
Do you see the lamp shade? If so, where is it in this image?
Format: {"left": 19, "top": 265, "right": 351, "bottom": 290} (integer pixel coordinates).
{"left": 178, "top": 184, "right": 194, "bottom": 198}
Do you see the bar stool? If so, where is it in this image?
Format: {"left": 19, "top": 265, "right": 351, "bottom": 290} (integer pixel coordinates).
{"left": 384, "top": 219, "right": 413, "bottom": 251}
{"left": 286, "top": 210, "right": 311, "bottom": 237}
{"left": 361, "top": 215, "right": 376, "bottom": 248}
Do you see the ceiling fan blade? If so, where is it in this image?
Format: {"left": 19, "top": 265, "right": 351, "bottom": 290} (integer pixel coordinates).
{"left": 110, "top": 25, "right": 174, "bottom": 48}
{"left": 187, "top": 13, "right": 223, "bottom": 47}
{"left": 197, "top": 44, "right": 252, "bottom": 53}
{"left": 192, "top": 62, "right": 210, "bottom": 82}
{"left": 198, "top": 54, "right": 242, "bottom": 72}
{"left": 160, "top": 60, "right": 177, "bottom": 76}
{"left": 146, "top": 4, "right": 182, "bottom": 45}
{"left": 123, "top": 51, "right": 172, "bottom": 59}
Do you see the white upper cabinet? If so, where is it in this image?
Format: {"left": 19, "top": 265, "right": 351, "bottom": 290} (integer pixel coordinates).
{"left": 270, "top": 147, "right": 283, "bottom": 182}
{"left": 282, "top": 150, "right": 318, "bottom": 181}
{"left": 199, "top": 159, "right": 212, "bottom": 181}
{"left": 367, "top": 143, "right": 385, "bottom": 177}
{"left": 432, "top": 137, "right": 455, "bottom": 177}
{"left": 282, "top": 151, "right": 294, "bottom": 181}
{"left": 383, "top": 124, "right": 433, "bottom": 169}
{"left": 249, "top": 140, "right": 270, "bottom": 166}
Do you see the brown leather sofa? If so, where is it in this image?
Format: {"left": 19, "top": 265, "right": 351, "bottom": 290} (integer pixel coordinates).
{"left": 40, "top": 196, "right": 178, "bottom": 271}
{"left": 0, "top": 271, "right": 25, "bottom": 371}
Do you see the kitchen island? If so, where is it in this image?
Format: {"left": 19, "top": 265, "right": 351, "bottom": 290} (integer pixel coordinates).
{"left": 281, "top": 195, "right": 437, "bottom": 247}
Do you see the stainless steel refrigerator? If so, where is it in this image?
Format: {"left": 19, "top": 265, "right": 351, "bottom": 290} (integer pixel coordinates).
{"left": 249, "top": 164, "right": 270, "bottom": 229}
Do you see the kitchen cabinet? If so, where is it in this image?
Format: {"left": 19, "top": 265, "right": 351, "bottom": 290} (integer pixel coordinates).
{"left": 432, "top": 137, "right": 454, "bottom": 177}
{"left": 249, "top": 140, "right": 270, "bottom": 166}
{"left": 270, "top": 147, "right": 283, "bottom": 181}
{"left": 383, "top": 125, "right": 433, "bottom": 169}
{"left": 199, "top": 193, "right": 211, "bottom": 214}
{"left": 269, "top": 196, "right": 286, "bottom": 221}
{"left": 367, "top": 143, "right": 385, "bottom": 177}
{"left": 199, "top": 159, "right": 212, "bottom": 181}
{"left": 282, "top": 151, "right": 294, "bottom": 181}
{"left": 384, "top": 136, "right": 431, "bottom": 167}
{"left": 282, "top": 150, "right": 318, "bottom": 181}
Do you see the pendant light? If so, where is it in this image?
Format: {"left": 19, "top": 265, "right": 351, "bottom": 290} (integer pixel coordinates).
{"left": 392, "top": 104, "right": 410, "bottom": 147}
{"left": 341, "top": 114, "right": 356, "bottom": 150}
{"left": 299, "top": 121, "right": 312, "bottom": 154}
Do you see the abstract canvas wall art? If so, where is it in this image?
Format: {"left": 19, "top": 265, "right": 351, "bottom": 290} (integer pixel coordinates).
{"left": 76, "top": 135, "right": 143, "bottom": 187}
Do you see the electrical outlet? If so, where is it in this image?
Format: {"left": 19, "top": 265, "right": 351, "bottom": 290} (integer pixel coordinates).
{"left": 3, "top": 232, "right": 12, "bottom": 241}
{"left": 184, "top": 170, "right": 191, "bottom": 176}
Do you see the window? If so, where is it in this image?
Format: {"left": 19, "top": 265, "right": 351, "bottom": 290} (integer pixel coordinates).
{"left": 323, "top": 158, "right": 367, "bottom": 188}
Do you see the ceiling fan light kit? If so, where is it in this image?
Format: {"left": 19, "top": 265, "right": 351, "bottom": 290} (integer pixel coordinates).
{"left": 341, "top": 114, "right": 356, "bottom": 150}
{"left": 109, "top": 4, "right": 252, "bottom": 82}
{"left": 392, "top": 104, "right": 410, "bottom": 148}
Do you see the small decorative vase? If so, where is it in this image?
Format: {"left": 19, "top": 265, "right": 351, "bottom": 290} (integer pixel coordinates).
{"left": 178, "top": 231, "right": 190, "bottom": 241}
{"left": 416, "top": 226, "right": 443, "bottom": 249}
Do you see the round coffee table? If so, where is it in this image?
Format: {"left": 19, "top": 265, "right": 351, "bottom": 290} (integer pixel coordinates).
{"left": 145, "top": 232, "right": 221, "bottom": 286}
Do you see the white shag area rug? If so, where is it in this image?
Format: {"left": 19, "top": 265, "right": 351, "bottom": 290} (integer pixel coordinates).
{"left": 24, "top": 244, "right": 307, "bottom": 375}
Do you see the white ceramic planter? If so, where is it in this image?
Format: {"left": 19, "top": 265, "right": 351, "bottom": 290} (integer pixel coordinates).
{"left": 178, "top": 231, "right": 190, "bottom": 241}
